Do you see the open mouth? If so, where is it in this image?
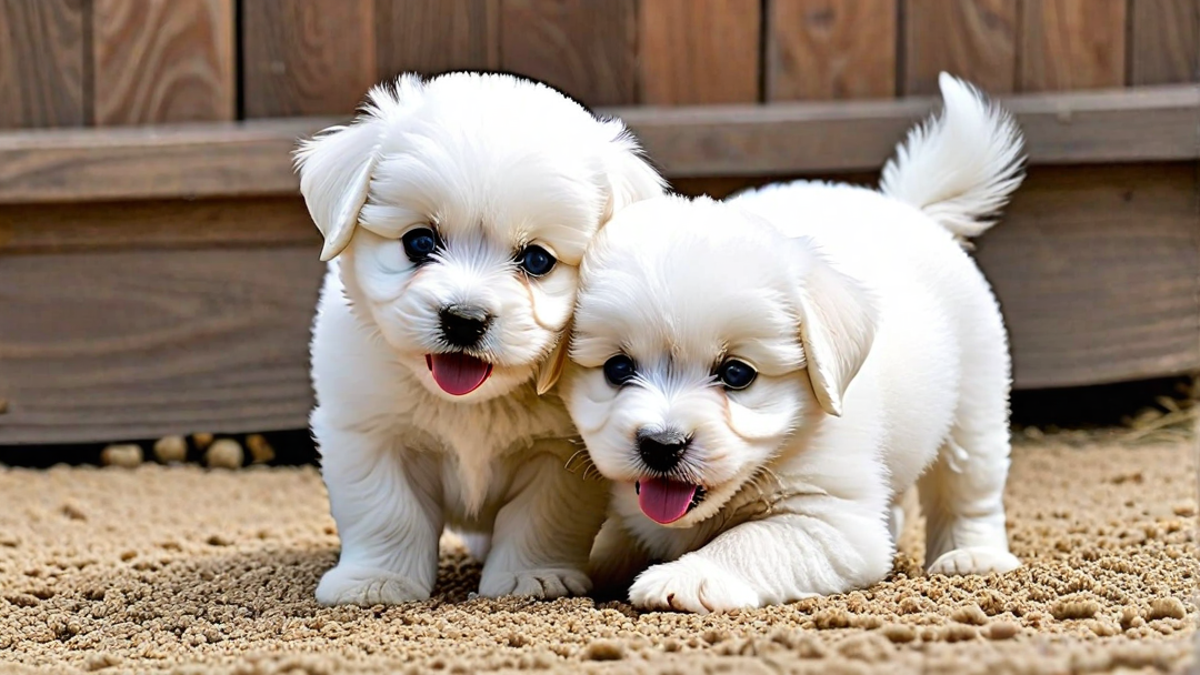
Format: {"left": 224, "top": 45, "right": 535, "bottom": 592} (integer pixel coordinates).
{"left": 425, "top": 353, "right": 494, "bottom": 396}
{"left": 634, "top": 478, "right": 707, "bottom": 525}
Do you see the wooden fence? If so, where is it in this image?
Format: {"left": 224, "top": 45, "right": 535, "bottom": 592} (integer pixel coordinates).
{"left": 0, "top": 0, "right": 1197, "bottom": 444}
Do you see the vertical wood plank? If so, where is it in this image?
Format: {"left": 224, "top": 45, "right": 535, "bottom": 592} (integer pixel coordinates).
{"left": 639, "top": 0, "right": 761, "bottom": 105}
{"left": 1130, "top": 0, "right": 1200, "bottom": 85}
{"left": 376, "top": 0, "right": 499, "bottom": 80}
{"left": 92, "top": 0, "right": 236, "bottom": 125}
{"left": 0, "top": 0, "right": 86, "bottom": 128}
{"left": 766, "top": 0, "right": 896, "bottom": 101}
{"left": 499, "top": 0, "right": 637, "bottom": 107}
{"left": 242, "top": 0, "right": 377, "bottom": 118}
{"left": 1018, "top": 0, "right": 1125, "bottom": 92}
{"left": 902, "top": 0, "right": 1017, "bottom": 95}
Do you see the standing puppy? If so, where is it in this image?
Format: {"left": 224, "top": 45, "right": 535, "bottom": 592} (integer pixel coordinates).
{"left": 296, "top": 73, "right": 664, "bottom": 606}
{"left": 555, "top": 74, "right": 1024, "bottom": 613}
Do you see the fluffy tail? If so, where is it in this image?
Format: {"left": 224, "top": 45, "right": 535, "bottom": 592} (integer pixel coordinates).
{"left": 880, "top": 72, "right": 1025, "bottom": 241}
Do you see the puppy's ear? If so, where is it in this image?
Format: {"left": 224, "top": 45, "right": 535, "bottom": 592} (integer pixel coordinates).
{"left": 535, "top": 324, "right": 571, "bottom": 395}
{"left": 294, "top": 76, "right": 422, "bottom": 262}
{"left": 792, "top": 237, "right": 877, "bottom": 417}
{"left": 598, "top": 121, "right": 667, "bottom": 224}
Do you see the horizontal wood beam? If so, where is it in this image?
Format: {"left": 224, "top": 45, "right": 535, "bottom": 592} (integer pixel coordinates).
{"left": 0, "top": 85, "right": 1195, "bottom": 204}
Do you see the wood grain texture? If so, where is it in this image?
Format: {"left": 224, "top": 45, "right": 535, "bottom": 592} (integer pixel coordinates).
{"left": 974, "top": 164, "right": 1200, "bottom": 388}
{"left": 376, "top": 0, "right": 499, "bottom": 79}
{"left": 499, "top": 0, "right": 637, "bottom": 106}
{"left": 241, "top": 0, "right": 377, "bottom": 117}
{"left": 766, "top": 0, "right": 896, "bottom": 101}
{"left": 92, "top": 0, "right": 236, "bottom": 125}
{"left": 0, "top": 247, "right": 325, "bottom": 444}
{"left": 902, "top": 0, "right": 1017, "bottom": 95}
{"left": 1130, "top": 0, "right": 1200, "bottom": 85}
{"left": 0, "top": 197, "right": 316, "bottom": 253}
{"left": 0, "top": 0, "right": 86, "bottom": 128}
{"left": 1018, "top": 0, "right": 1126, "bottom": 92}
{"left": 639, "top": 0, "right": 761, "bottom": 104}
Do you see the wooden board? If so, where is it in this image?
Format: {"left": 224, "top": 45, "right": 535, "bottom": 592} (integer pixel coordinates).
{"left": 375, "top": 0, "right": 499, "bottom": 80}
{"left": 1, "top": 85, "right": 1198, "bottom": 202}
{"left": 0, "top": 246, "right": 325, "bottom": 444}
{"left": 766, "top": 0, "right": 896, "bottom": 101}
{"left": 0, "top": 0, "right": 86, "bottom": 128}
{"left": 92, "top": 0, "right": 236, "bottom": 125}
{"left": 1129, "top": 0, "right": 1200, "bottom": 85}
{"left": 1018, "top": 0, "right": 1126, "bottom": 92}
{"left": 902, "top": 0, "right": 1017, "bottom": 95}
{"left": 499, "top": 0, "right": 637, "bottom": 106}
{"left": 241, "top": 0, "right": 377, "bottom": 117}
{"left": 639, "top": 0, "right": 761, "bottom": 105}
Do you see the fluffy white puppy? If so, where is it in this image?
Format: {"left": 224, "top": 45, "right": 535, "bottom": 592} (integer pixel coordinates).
{"left": 552, "top": 73, "right": 1025, "bottom": 613}
{"left": 295, "top": 72, "right": 664, "bottom": 606}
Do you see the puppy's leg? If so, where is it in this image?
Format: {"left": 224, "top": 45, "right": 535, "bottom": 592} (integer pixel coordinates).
{"left": 478, "top": 445, "right": 609, "bottom": 599}
{"left": 629, "top": 496, "right": 894, "bottom": 614}
{"left": 587, "top": 515, "right": 654, "bottom": 601}
{"left": 315, "top": 427, "right": 443, "bottom": 606}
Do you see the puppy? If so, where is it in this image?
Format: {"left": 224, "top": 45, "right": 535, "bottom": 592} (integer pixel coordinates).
{"left": 295, "top": 72, "right": 665, "bottom": 606}
{"left": 551, "top": 73, "right": 1025, "bottom": 613}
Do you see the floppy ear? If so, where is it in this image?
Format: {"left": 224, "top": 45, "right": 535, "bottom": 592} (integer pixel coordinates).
{"left": 597, "top": 121, "right": 667, "bottom": 224}
{"left": 792, "top": 237, "right": 877, "bottom": 417}
{"left": 535, "top": 325, "right": 571, "bottom": 395}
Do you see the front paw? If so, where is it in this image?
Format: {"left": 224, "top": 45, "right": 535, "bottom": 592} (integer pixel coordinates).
{"left": 927, "top": 547, "right": 1021, "bottom": 576}
{"left": 478, "top": 567, "right": 592, "bottom": 600}
{"left": 315, "top": 563, "right": 431, "bottom": 606}
{"left": 629, "top": 557, "right": 759, "bottom": 614}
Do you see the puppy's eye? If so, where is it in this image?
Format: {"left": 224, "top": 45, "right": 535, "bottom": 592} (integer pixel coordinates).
{"left": 603, "top": 354, "right": 636, "bottom": 387}
{"left": 717, "top": 358, "right": 757, "bottom": 390}
{"left": 516, "top": 245, "right": 556, "bottom": 276}
{"left": 402, "top": 227, "right": 439, "bottom": 263}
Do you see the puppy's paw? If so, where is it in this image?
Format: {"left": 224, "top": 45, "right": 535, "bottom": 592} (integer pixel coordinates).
{"left": 927, "top": 547, "right": 1020, "bottom": 576}
{"left": 478, "top": 567, "right": 592, "bottom": 599}
{"left": 315, "top": 563, "right": 430, "bottom": 606}
{"left": 629, "top": 557, "right": 759, "bottom": 614}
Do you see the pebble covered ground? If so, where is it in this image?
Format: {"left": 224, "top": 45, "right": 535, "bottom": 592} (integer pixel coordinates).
{"left": 0, "top": 436, "right": 1195, "bottom": 674}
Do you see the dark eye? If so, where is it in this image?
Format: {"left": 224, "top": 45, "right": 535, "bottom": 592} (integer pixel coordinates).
{"left": 603, "top": 354, "right": 636, "bottom": 387}
{"left": 717, "top": 358, "right": 757, "bottom": 390}
{"left": 402, "top": 227, "right": 439, "bottom": 263}
{"left": 517, "top": 245, "right": 556, "bottom": 276}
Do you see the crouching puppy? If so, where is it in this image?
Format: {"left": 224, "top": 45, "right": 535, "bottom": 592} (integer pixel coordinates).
{"left": 295, "top": 72, "right": 665, "bottom": 606}
{"left": 551, "top": 74, "right": 1025, "bottom": 613}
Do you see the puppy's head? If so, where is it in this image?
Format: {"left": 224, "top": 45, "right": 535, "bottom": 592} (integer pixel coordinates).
{"left": 559, "top": 196, "right": 876, "bottom": 527}
{"left": 295, "top": 73, "right": 664, "bottom": 401}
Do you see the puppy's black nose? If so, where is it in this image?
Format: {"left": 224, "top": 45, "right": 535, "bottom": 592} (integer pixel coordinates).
{"left": 637, "top": 429, "right": 690, "bottom": 473}
{"left": 439, "top": 304, "right": 491, "bottom": 348}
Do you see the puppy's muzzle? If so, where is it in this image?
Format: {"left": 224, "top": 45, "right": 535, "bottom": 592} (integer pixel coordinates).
{"left": 637, "top": 429, "right": 690, "bottom": 473}
{"left": 439, "top": 304, "right": 491, "bottom": 348}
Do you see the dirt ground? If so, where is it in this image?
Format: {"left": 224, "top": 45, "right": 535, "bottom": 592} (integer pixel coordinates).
{"left": 0, "top": 433, "right": 1195, "bottom": 674}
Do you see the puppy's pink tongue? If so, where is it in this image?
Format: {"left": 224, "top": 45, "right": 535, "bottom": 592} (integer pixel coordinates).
{"left": 426, "top": 353, "right": 493, "bottom": 396}
{"left": 637, "top": 478, "right": 698, "bottom": 525}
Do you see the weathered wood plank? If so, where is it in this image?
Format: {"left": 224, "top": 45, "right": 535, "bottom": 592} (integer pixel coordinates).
{"left": 0, "top": 0, "right": 86, "bottom": 128}
{"left": 241, "top": 0, "right": 377, "bottom": 117}
{"left": 766, "top": 0, "right": 896, "bottom": 101}
{"left": 639, "top": 0, "right": 761, "bottom": 104}
{"left": 902, "top": 0, "right": 1017, "bottom": 95}
{"left": 1018, "top": 0, "right": 1126, "bottom": 92}
{"left": 0, "top": 246, "right": 325, "bottom": 444}
{"left": 376, "top": 0, "right": 499, "bottom": 79}
{"left": 499, "top": 0, "right": 637, "bottom": 106}
{"left": 0, "top": 85, "right": 1198, "bottom": 202}
{"left": 92, "top": 0, "right": 236, "bottom": 125}
{"left": 1129, "top": 0, "right": 1200, "bottom": 85}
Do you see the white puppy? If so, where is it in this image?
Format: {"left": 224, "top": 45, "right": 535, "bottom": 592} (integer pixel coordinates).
{"left": 552, "top": 73, "right": 1025, "bottom": 613}
{"left": 295, "top": 72, "right": 664, "bottom": 606}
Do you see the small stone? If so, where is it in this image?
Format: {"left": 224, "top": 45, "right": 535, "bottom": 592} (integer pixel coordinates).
{"left": 245, "top": 434, "right": 276, "bottom": 464}
{"left": 101, "top": 444, "right": 143, "bottom": 468}
{"left": 1172, "top": 502, "right": 1196, "bottom": 517}
{"left": 191, "top": 432, "right": 214, "bottom": 450}
{"left": 1148, "top": 597, "right": 1187, "bottom": 621}
{"left": 152, "top": 436, "right": 188, "bottom": 464}
{"left": 1051, "top": 599, "right": 1099, "bottom": 621}
{"left": 985, "top": 621, "right": 1019, "bottom": 640}
{"left": 950, "top": 603, "right": 988, "bottom": 625}
{"left": 205, "top": 439, "right": 243, "bottom": 469}
{"left": 880, "top": 623, "right": 915, "bottom": 643}
{"left": 582, "top": 640, "right": 624, "bottom": 661}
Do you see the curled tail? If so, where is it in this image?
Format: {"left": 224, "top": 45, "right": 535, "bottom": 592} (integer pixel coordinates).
{"left": 880, "top": 72, "right": 1025, "bottom": 241}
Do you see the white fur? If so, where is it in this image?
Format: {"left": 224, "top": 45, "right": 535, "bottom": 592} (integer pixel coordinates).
{"left": 563, "top": 74, "right": 1025, "bottom": 614}
{"left": 297, "top": 72, "right": 665, "bottom": 606}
